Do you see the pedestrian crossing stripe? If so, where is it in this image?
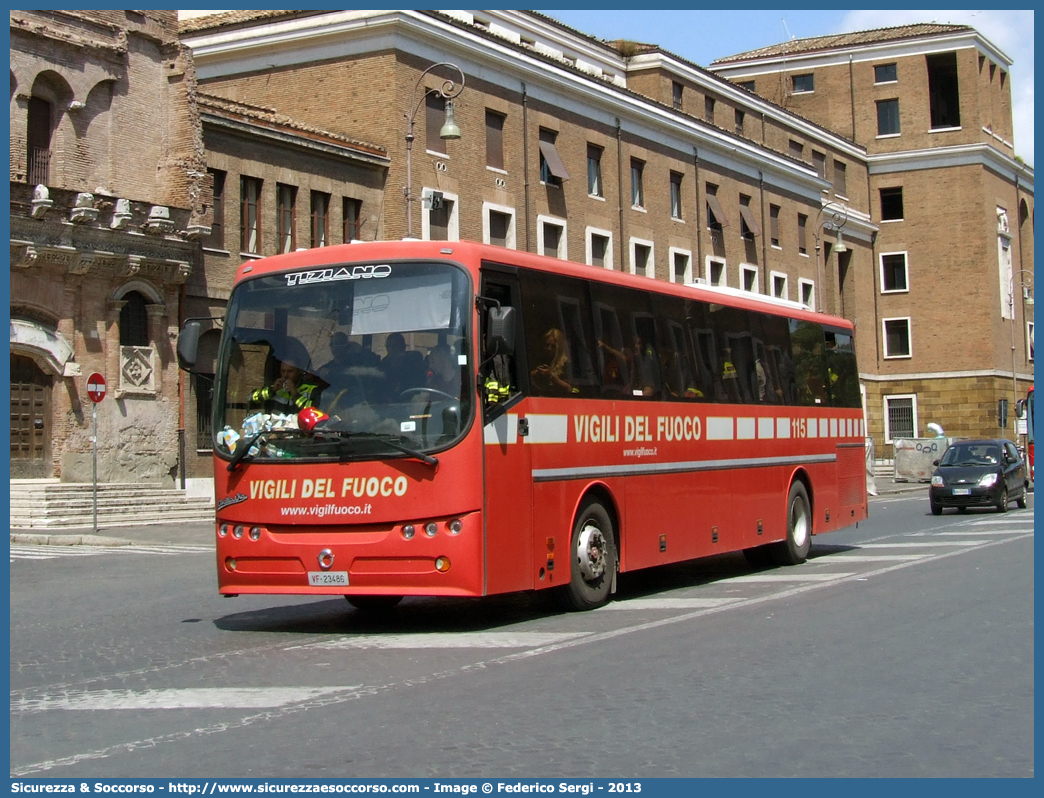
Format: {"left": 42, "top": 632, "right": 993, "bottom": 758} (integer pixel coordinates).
{"left": 288, "top": 632, "right": 588, "bottom": 650}
{"left": 14, "top": 686, "right": 361, "bottom": 713}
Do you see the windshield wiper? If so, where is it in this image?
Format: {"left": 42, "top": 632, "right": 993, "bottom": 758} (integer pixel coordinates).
{"left": 319, "top": 428, "right": 438, "bottom": 468}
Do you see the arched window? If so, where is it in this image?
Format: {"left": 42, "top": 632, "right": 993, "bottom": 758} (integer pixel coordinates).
{"left": 119, "top": 291, "right": 150, "bottom": 347}
{"left": 27, "top": 96, "right": 52, "bottom": 184}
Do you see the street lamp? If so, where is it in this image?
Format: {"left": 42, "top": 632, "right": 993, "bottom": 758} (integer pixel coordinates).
{"left": 813, "top": 201, "right": 849, "bottom": 313}
{"left": 404, "top": 62, "right": 465, "bottom": 239}
{"left": 1008, "top": 268, "right": 1034, "bottom": 436}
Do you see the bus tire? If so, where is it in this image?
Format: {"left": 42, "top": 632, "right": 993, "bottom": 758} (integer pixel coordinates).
{"left": 345, "top": 595, "right": 403, "bottom": 611}
{"left": 773, "top": 481, "right": 812, "bottom": 566}
{"left": 558, "top": 499, "right": 617, "bottom": 611}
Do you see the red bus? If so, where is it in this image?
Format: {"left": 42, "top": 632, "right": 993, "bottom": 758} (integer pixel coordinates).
{"left": 1018, "top": 386, "right": 1034, "bottom": 481}
{"left": 178, "top": 240, "right": 867, "bottom": 611}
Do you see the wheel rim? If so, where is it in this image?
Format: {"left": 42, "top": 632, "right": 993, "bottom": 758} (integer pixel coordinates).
{"left": 575, "top": 522, "right": 607, "bottom": 582}
{"left": 790, "top": 495, "right": 810, "bottom": 548}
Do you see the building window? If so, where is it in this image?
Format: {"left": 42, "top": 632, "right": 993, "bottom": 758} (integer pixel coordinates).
{"left": 193, "top": 372, "right": 214, "bottom": 452}
{"left": 539, "top": 216, "right": 567, "bottom": 259}
{"left": 587, "top": 228, "right": 613, "bottom": 269}
{"left": 427, "top": 192, "right": 457, "bottom": 242}
{"left": 739, "top": 195, "right": 760, "bottom": 241}
{"left": 27, "top": 96, "right": 53, "bottom": 185}
{"left": 630, "top": 159, "right": 645, "bottom": 209}
{"left": 789, "top": 139, "right": 804, "bottom": 160}
{"left": 119, "top": 291, "right": 150, "bottom": 347}
{"left": 740, "top": 264, "right": 758, "bottom": 293}
{"left": 883, "top": 318, "right": 912, "bottom": 359}
{"left": 792, "top": 73, "right": 814, "bottom": 93}
{"left": 704, "top": 95, "right": 715, "bottom": 123}
{"left": 797, "top": 213, "right": 808, "bottom": 255}
{"left": 885, "top": 394, "right": 917, "bottom": 442}
{"left": 631, "top": 239, "right": 654, "bottom": 278}
{"left": 874, "top": 63, "right": 897, "bottom": 84}
{"left": 734, "top": 109, "right": 745, "bottom": 134}
{"left": 769, "top": 204, "right": 781, "bottom": 247}
{"left": 240, "top": 176, "right": 261, "bottom": 254}
{"left": 539, "top": 128, "right": 568, "bottom": 187}
{"left": 880, "top": 253, "right": 909, "bottom": 293}
{"left": 310, "top": 191, "right": 329, "bottom": 248}
{"left": 706, "top": 184, "right": 727, "bottom": 233}
{"left": 206, "top": 169, "right": 226, "bottom": 250}
{"left": 799, "top": 278, "right": 815, "bottom": 308}
{"left": 670, "top": 248, "right": 692, "bottom": 284}
{"left": 877, "top": 99, "right": 901, "bottom": 136}
{"left": 771, "top": 271, "right": 788, "bottom": 300}
{"left": 707, "top": 258, "right": 726, "bottom": 287}
{"left": 1028, "top": 322, "right": 1035, "bottom": 362}
{"left": 485, "top": 109, "right": 505, "bottom": 170}
{"left": 343, "top": 197, "right": 362, "bottom": 242}
{"left": 483, "top": 202, "right": 516, "bottom": 249}
{"left": 672, "top": 81, "right": 683, "bottom": 109}
{"left": 587, "top": 144, "right": 603, "bottom": 197}
{"left": 277, "top": 183, "right": 297, "bottom": 254}
{"left": 670, "top": 171, "right": 683, "bottom": 219}
{"left": 880, "top": 187, "right": 904, "bottom": 221}
{"left": 425, "top": 93, "right": 448, "bottom": 154}
{"left": 737, "top": 80, "right": 755, "bottom": 92}
{"left": 833, "top": 160, "right": 847, "bottom": 197}
{"left": 812, "top": 150, "right": 826, "bottom": 179}
{"left": 927, "top": 52, "right": 961, "bottom": 129}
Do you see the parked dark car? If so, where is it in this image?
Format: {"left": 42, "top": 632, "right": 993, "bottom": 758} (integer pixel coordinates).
{"left": 929, "top": 438, "right": 1028, "bottom": 515}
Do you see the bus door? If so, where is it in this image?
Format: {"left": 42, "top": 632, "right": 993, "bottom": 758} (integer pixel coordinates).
{"left": 478, "top": 267, "right": 534, "bottom": 594}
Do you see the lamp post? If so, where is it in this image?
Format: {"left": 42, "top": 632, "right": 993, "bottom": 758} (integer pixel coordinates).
{"left": 812, "top": 201, "right": 849, "bottom": 313}
{"left": 1008, "top": 269, "right": 1034, "bottom": 437}
{"left": 404, "top": 62, "right": 465, "bottom": 239}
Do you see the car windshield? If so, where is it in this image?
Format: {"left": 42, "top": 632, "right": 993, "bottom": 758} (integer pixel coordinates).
{"left": 939, "top": 443, "right": 1002, "bottom": 467}
{"left": 212, "top": 259, "right": 472, "bottom": 462}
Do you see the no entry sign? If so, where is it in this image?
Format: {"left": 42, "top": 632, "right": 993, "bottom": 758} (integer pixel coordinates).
{"left": 87, "top": 372, "right": 106, "bottom": 403}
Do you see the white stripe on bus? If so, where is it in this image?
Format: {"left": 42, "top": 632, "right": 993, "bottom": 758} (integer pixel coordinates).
{"left": 532, "top": 453, "right": 837, "bottom": 482}
{"left": 706, "top": 416, "right": 733, "bottom": 440}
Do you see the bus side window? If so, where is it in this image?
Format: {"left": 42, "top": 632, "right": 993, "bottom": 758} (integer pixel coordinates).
{"left": 479, "top": 278, "right": 520, "bottom": 410}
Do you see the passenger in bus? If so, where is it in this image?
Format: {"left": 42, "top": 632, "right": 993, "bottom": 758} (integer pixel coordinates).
{"left": 319, "top": 332, "right": 366, "bottom": 413}
{"left": 377, "top": 331, "right": 425, "bottom": 400}
{"left": 421, "top": 343, "right": 461, "bottom": 398}
{"left": 251, "top": 345, "right": 321, "bottom": 414}
{"left": 531, "top": 328, "right": 576, "bottom": 395}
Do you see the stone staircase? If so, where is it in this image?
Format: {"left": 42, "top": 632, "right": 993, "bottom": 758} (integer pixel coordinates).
{"left": 10, "top": 480, "right": 215, "bottom": 530}
{"left": 874, "top": 459, "right": 896, "bottom": 480}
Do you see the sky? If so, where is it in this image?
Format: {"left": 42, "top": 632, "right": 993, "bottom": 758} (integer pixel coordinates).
{"left": 531, "top": 9, "right": 1034, "bottom": 167}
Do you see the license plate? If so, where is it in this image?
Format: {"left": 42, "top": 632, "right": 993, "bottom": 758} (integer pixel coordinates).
{"left": 952, "top": 488, "right": 971, "bottom": 496}
{"left": 308, "top": 571, "right": 349, "bottom": 586}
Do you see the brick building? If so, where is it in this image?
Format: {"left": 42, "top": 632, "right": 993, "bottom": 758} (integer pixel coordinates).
{"left": 179, "top": 9, "right": 880, "bottom": 457}
{"left": 709, "top": 24, "right": 1034, "bottom": 449}
{"left": 9, "top": 10, "right": 208, "bottom": 484}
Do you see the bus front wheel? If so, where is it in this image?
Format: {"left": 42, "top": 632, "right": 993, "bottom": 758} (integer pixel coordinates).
{"left": 558, "top": 499, "right": 617, "bottom": 611}
{"left": 774, "top": 481, "right": 812, "bottom": 565}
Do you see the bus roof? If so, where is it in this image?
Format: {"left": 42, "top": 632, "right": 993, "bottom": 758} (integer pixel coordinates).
{"left": 232, "top": 239, "right": 853, "bottom": 330}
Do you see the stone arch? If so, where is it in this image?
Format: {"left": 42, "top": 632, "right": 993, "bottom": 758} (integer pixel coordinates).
{"left": 82, "top": 78, "right": 116, "bottom": 190}
{"left": 113, "top": 279, "right": 164, "bottom": 305}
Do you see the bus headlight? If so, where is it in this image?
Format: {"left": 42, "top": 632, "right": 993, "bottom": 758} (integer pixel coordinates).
{"left": 218, "top": 524, "right": 228, "bottom": 538}
{"left": 249, "top": 526, "right": 261, "bottom": 541}
{"left": 447, "top": 519, "right": 463, "bottom": 535}
{"left": 435, "top": 556, "right": 451, "bottom": 573}
{"left": 233, "top": 525, "right": 244, "bottom": 539}
{"left": 424, "top": 522, "right": 438, "bottom": 538}
{"left": 402, "top": 524, "right": 416, "bottom": 540}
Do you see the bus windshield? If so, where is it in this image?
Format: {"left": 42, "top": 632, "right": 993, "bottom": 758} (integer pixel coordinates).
{"left": 213, "top": 259, "right": 472, "bottom": 462}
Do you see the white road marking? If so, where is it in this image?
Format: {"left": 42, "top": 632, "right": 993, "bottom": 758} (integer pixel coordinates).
{"left": 14, "top": 687, "right": 359, "bottom": 713}
{"left": 724, "top": 572, "right": 857, "bottom": 583}
{"left": 927, "top": 529, "right": 1031, "bottom": 536}
{"left": 964, "top": 517, "right": 1035, "bottom": 526}
{"left": 857, "top": 541, "right": 991, "bottom": 548}
{"left": 809, "top": 554, "right": 930, "bottom": 563}
{"left": 10, "top": 544, "right": 212, "bottom": 562}
{"left": 598, "top": 597, "right": 742, "bottom": 610}
{"left": 287, "top": 632, "right": 588, "bottom": 650}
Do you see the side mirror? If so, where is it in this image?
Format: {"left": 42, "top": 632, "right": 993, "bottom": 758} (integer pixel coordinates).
{"left": 486, "top": 306, "right": 516, "bottom": 357}
{"left": 932, "top": 459, "right": 940, "bottom": 467}
{"left": 177, "top": 320, "right": 202, "bottom": 372}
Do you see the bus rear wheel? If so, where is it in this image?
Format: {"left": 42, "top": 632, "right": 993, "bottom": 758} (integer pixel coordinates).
{"left": 345, "top": 595, "right": 403, "bottom": 611}
{"left": 773, "top": 481, "right": 812, "bottom": 565}
{"left": 557, "top": 499, "right": 617, "bottom": 611}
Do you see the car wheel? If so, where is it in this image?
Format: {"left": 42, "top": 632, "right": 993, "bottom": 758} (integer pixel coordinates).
{"left": 772, "top": 481, "right": 812, "bottom": 566}
{"left": 556, "top": 498, "right": 617, "bottom": 611}
{"left": 1016, "top": 486, "right": 1028, "bottom": 509}
{"left": 995, "top": 487, "right": 1009, "bottom": 513}
{"left": 930, "top": 499, "right": 942, "bottom": 516}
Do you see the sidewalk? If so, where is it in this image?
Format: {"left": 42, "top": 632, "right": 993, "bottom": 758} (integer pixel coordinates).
{"left": 10, "top": 519, "right": 215, "bottom": 548}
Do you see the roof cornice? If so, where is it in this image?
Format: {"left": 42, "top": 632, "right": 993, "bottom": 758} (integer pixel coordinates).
{"left": 867, "top": 143, "right": 1033, "bottom": 191}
